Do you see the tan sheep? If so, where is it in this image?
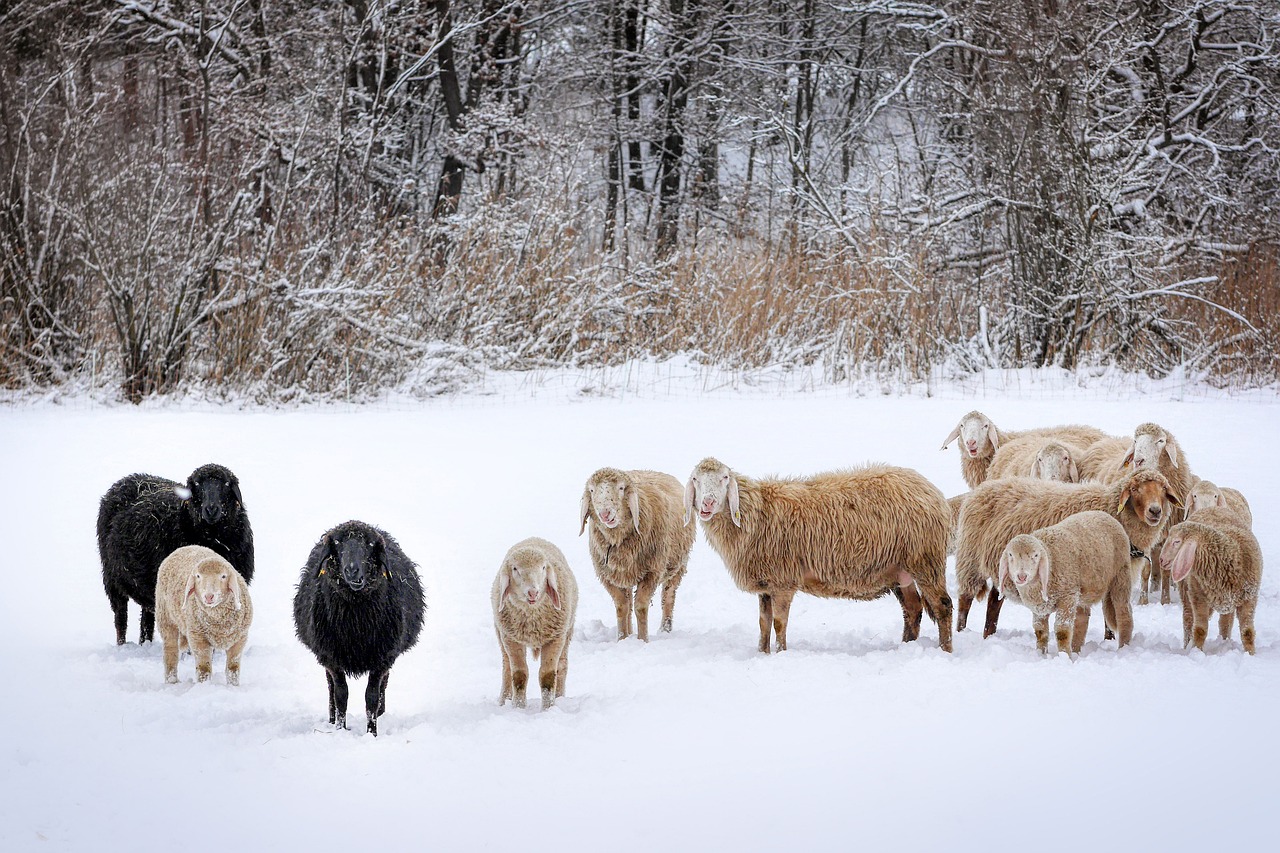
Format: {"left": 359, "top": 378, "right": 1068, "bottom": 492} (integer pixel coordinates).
{"left": 1161, "top": 508, "right": 1262, "bottom": 655}
{"left": 155, "top": 545, "right": 253, "bottom": 685}
{"left": 492, "top": 537, "right": 579, "bottom": 709}
{"left": 995, "top": 511, "right": 1134, "bottom": 655}
{"left": 1077, "top": 423, "right": 1195, "bottom": 605}
{"left": 987, "top": 438, "right": 1082, "bottom": 483}
{"left": 940, "top": 410, "right": 1107, "bottom": 489}
{"left": 685, "top": 457, "right": 953, "bottom": 653}
{"left": 1186, "top": 478, "right": 1253, "bottom": 527}
{"left": 954, "top": 469, "right": 1180, "bottom": 639}
{"left": 579, "top": 468, "right": 695, "bottom": 641}
{"left": 946, "top": 493, "right": 968, "bottom": 556}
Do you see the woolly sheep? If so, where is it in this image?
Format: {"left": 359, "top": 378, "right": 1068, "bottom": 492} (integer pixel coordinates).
{"left": 955, "top": 469, "right": 1180, "bottom": 638}
{"left": 1186, "top": 479, "right": 1253, "bottom": 527}
{"left": 940, "top": 411, "right": 1107, "bottom": 489}
{"left": 580, "top": 468, "right": 695, "bottom": 641}
{"left": 685, "top": 458, "right": 953, "bottom": 653}
{"left": 293, "top": 521, "right": 425, "bottom": 736}
{"left": 946, "top": 493, "right": 968, "bottom": 556}
{"left": 98, "top": 463, "right": 254, "bottom": 645}
{"left": 987, "top": 438, "right": 1082, "bottom": 483}
{"left": 1078, "top": 423, "right": 1194, "bottom": 606}
{"left": 995, "top": 511, "right": 1133, "bottom": 655}
{"left": 155, "top": 545, "right": 253, "bottom": 685}
{"left": 492, "top": 537, "right": 579, "bottom": 710}
{"left": 1161, "top": 508, "right": 1262, "bottom": 654}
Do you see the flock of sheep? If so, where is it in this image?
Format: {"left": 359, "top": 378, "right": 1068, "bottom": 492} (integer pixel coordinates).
{"left": 94, "top": 410, "right": 1263, "bottom": 735}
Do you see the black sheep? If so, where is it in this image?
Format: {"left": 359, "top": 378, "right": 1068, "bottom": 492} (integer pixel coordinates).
{"left": 293, "top": 521, "right": 425, "bottom": 736}
{"left": 97, "top": 463, "right": 255, "bottom": 645}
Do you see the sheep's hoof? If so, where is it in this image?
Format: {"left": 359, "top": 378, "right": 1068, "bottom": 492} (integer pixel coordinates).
{"left": 196, "top": 670, "right": 211, "bottom": 683}
{"left": 541, "top": 688, "right": 555, "bottom": 710}
{"left": 1138, "top": 594, "right": 1149, "bottom": 606}
{"left": 514, "top": 694, "right": 527, "bottom": 709}
{"left": 226, "top": 671, "right": 240, "bottom": 687}
{"left": 367, "top": 720, "right": 377, "bottom": 736}
{"left": 335, "top": 714, "right": 347, "bottom": 730}
{"left": 660, "top": 618, "right": 673, "bottom": 633}
{"left": 164, "top": 671, "right": 178, "bottom": 685}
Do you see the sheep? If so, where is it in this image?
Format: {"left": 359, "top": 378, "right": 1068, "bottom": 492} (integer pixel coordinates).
{"left": 987, "top": 438, "right": 1082, "bottom": 483}
{"left": 492, "top": 537, "right": 579, "bottom": 710}
{"left": 1186, "top": 478, "right": 1253, "bottom": 527}
{"left": 685, "top": 457, "right": 954, "bottom": 653}
{"left": 1161, "top": 509, "right": 1262, "bottom": 654}
{"left": 155, "top": 546, "right": 253, "bottom": 685}
{"left": 293, "top": 521, "right": 425, "bottom": 736}
{"left": 940, "top": 410, "right": 1107, "bottom": 489}
{"left": 946, "top": 493, "right": 968, "bottom": 556}
{"left": 98, "top": 463, "right": 255, "bottom": 645}
{"left": 955, "top": 469, "right": 1180, "bottom": 639}
{"left": 1077, "top": 423, "right": 1194, "bottom": 606}
{"left": 994, "top": 511, "right": 1133, "bottom": 655}
{"left": 579, "top": 468, "right": 695, "bottom": 641}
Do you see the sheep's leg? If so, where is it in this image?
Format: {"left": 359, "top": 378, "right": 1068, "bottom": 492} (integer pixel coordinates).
{"left": 376, "top": 670, "right": 389, "bottom": 717}
{"left": 327, "top": 668, "right": 349, "bottom": 729}
{"left": 893, "top": 583, "right": 923, "bottom": 643}
{"left": 225, "top": 637, "right": 246, "bottom": 687}
{"left": 1071, "top": 606, "right": 1090, "bottom": 655}
{"left": 1032, "top": 614, "right": 1050, "bottom": 655}
{"left": 139, "top": 606, "right": 155, "bottom": 644}
{"left": 982, "top": 585, "right": 1004, "bottom": 639}
{"left": 538, "top": 635, "right": 568, "bottom": 709}
{"left": 365, "top": 668, "right": 389, "bottom": 736}
{"left": 1159, "top": 561, "right": 1172, "bottom": 606}
{"left": 1190, "top": 594, "right": 1213, "bottom": 651}
{"left": 660, "top": 566, "right": 687, "bottom": 633}
{"left": 191, "top": 634, "right": 214, "bottom": 682}
{"left": 607, "top": 585, "right": 633, "bottom": 640}
{"left": 1108, "top": 579, "right": 1133, "bottom": 648}
{"left": 504, "top": 637, "right": 529, "bottom": 708}
{"left": 498, "top": 632, "right": 513, "bottom": 706}
{"left": 758, "top": 594, "right": 774, "bottom": 654}
{"left": 956, "top": 592, "right": 974, "bottom": 633}
{"left": 1218, "top": 611, "right": 1235, "bottom": 642}
{"left": 1237, "top": 599, "right": 1256, "bottom": 655}
{"left": 771, "top": 590, "right": 794, "bottom": 652}
{"left": 1138, "top": 559, "right": 1152, "bottom": 606}
{"left": 555, "top": 634, "right": 570, "bottom": 698}
{"left": 107, "top": 586, "right": 129, "bottom": 646}
{"left": 916, "top": 577, "right": 954, "bottom": 653}
{"left": 1179, "top": 583, "right": 1195, "bottom": 648}
{"left": 1053, "top": 608, "right": 1074, "bottom": 656}
{"left": 160, "top": 619, "right": 181, "bottom": 684}
{"left": 634, "top": 574, "right": 662, "bottom": 642}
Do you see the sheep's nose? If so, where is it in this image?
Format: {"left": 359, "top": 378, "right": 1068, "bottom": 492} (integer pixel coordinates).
{"left": 201, "top": 506, "right": 224, "bottom": 524}
{"left": 204, "top": 593, "right": 215, "bottom": 604}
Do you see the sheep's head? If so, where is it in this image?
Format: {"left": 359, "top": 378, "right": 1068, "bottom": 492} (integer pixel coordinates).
{"left": 1159, "top": 523, "right": 1200, "bottom": 584}
{"left": 498, "top": 545, "right": 562, "bottom": 611}
{"left": 1187, "top": 479, "right": 1227, "bottom": 518}
{"left": 580, "top": 468, "right": 639, "bottom": 536}
{"left": 185, "top": 556, "right": 242, "bottom": 611}
{"left": 1124, "top": 423, "right": 1178, "bottom": 471}
{"left": 684, "top": 458, "right": 740, "bottom": 527}
{"left": 1032, "top": 442, "right": 1079, "bottom": 483}
{"left": 1117, "top": 469, "right": 1181, "bottom": 527}
{"left": 941, "top": 411, "right": 997, "bottom": 459}
{"left": 321, "top": 522, "right": 387, "bottom": 594}
{"left": 998, "top": 534, "right": 1050, "bottom": 600}
{"left": 177, "top": 463, "right": 243, "bottom": 528}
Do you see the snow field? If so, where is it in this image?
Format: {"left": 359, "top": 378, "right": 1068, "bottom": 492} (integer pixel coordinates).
{"left": 1, "top": 391, "right": 1277, "bottom": 852}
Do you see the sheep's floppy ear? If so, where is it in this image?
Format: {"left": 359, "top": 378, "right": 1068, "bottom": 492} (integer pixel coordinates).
{"left": 1038, "top": 550, "right": 1051, "bottom": 601}
{"left": 683, "top": 478, "right": 697, "bottom": 526}
{"left": 497, "top": 567, "right": 511, "bottom": 612}
{"left": 1068, "top": 456, "right": 1080, "bottom": 483}
{"left": 579, "top": 490, "right": 591, "bottom": 536}
{"left": 1031, "top": 455, "right": 1044, "bottom": 479}
{"left": 1169, "top": 538, "right": 1197, "bottom": 584}
{"left": 1164, "top": 441, "right": 1179, "bottom": 468}
{"left": 1166, "top": 490, "right": 1184, "bottom": 511}
{"left": 1116, "top": 484, "right": 1132, "bottom": 515}
{"left": 184, "top": 573, "right": 198, "bottom": 602}
{"left": 1122, "top": 444, "right": 1135, "bottom": 468}
{"left": 987, "top": 423, "right": 999, "bottom": 452}
{"left": 231, "top": 576, "right": 243, "bottom": 611}
{"left": 1215, "top": 492, "right": 1227, "bottom": 509}
{"left": 941, "top": 423, "right": 962, "bottom": 450}
{"left": 230, "top": 480, "right": 243, "bottom": 507}
{"left": 628, "top": 485, "right": 641, "bottom": 534}
{"left": 544, "top": 565, "right": 562, "bottom": 611}
{"left": 996, "top": 552, "right": 1009, "bottom": 601}
{"left": 727, "top": 474, "right": 741, "bottom": 527}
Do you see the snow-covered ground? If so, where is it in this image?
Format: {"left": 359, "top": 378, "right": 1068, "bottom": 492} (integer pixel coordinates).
{"left": 2, "top": 380, "right": 1277, "bottom": 852}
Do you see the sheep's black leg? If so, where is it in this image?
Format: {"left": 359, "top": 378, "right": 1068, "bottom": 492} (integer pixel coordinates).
{"left": 366, "top": 668, "right": 389, "bottom": 736}
{"left": 139, "top": 606, "right": 155, "bottom": 644}
{"left": 108, "top": 587, "right": 129, "bottom": 646}
{"left": 327, "top": 668, "right": 348, "bottom": 729}
{"left": 982, "top": 586, "right": 1004, "bottom": 638}
{"left": 377, "top": 670, "right": 389, "bottom": 717}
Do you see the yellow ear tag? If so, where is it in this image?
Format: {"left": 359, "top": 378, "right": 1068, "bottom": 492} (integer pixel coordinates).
{"left": 732, "top": 510, "right": 741, "bottom": 525}
{"left": 1115, "top": 498, "right": 1126, "bottom": 515}
{"left": 319, "top": 569, "right": 325, "bottom": 576}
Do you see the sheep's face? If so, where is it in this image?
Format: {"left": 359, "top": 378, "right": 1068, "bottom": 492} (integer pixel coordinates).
{"left": 942, "top": 411, "right": 996, "bottom": 459}
{"left": 1125, "top": 424, "right": 1177, "bottom": 471}
{"left": 581, "top": 470, "right": 639, "bottom": 535}
{"left": 325, "top": 526, "right": 386, "bottom": 594}
{"left": 1159, "top": 526, "right": 1199, "bottom": 583}
{"left": 684, "top": 459, "right": 740, "bottom": 527}
{"left": 1032, "top": 443, "right": 1078, "bottom": 483}
{"left": 1118, "top": 470, "right": 1180, "bottom": 527}
{"left": 186, "top": 558, "right": 242, "bottom": 610}
{"left": 179, "top": 464, "right": 243, "bottom": 527}
{"left": 1187, "top": 481, "right": 1225, "bottom": 518}
{"left": 998, "top": 535, "right": 1050, "bottom": 600}
{"left": 499, "top": 548, "right": 562, "bottom": 611}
